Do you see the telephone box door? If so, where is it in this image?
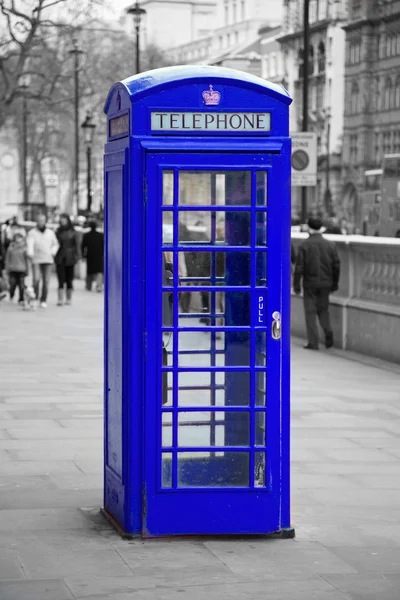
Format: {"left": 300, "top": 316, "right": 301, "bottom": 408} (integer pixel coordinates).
{"left": 144, "top": 151, "right": 284, "bottom": 536}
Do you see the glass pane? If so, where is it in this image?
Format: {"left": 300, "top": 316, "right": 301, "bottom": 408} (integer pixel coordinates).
{"left": 178, "top": 211, "right": 251, "bottom": 246}
{"left": 256, "top": 332, "right": 266, "bottom": 366}
{"left": 162, "top": 292, "right": 174, "bottom": 327}
{"left": 179, "top": 331, "right": 211, "bottom": 350}
{"left": 162, "top": 453, "right": 173, "bottom": 488}
{"left": 178, "top": 291, "right": 211, "bottom": 316}
{"left": 255, "top": 372, "right": 266, "bottom": 406}
{"left": 162, "top": 412, "right": 173, "bottom": 447}
{"left": 162, "top": 212, "right": 173, "bottom": 245}
{"left": 162, "top": 171, "right": 174, "bottom": 205}
{"left": 162, "top": 332, "right": 173, "bottom": 366}
{"left": 179, "top": 251, "right": 251, "bottom": 286}
{"left": 256, "top": 171, "right": 268, "bottom": 206}
{"left": 178, "top": 452, "right": 249, "bottom": 487}
{"left": 225, "top": 331, "right": 250, "bottom": 366}
{"left": 254, "top": 452, "right": 266, "bottom": 487}
{"left": 178, "top": 171, "right": 251, "bottom": 206}
{"left": 179, "top": 171, "right": 212, "bottom": 205}
{"left": 178, "top": 410, "right": 250, "bottom": 447}
{"left": 179, "top": 252, "right": 211, "bottom": 278}
{"left": 179, "top": 212, "right": 211, "bottom": 241}
{"left": 255, "top": 411, "right": 266, "bottom": 446}
{"left": 256, "top": 212, "right": 267, "bottom": 246}
{"left": 177, "top": 371, "right": 250, "bottom": 406}
{"left": 162, "top": 371, "right": 173, "bottom": 407}
{"left": 256, "top": 252, "right": 267, "bottom": 286}
{"left": 225, "top": 212, "right": 251, "bottom": 245}
{"left": 225, "top": 292, "right": 251, "bottom": 325}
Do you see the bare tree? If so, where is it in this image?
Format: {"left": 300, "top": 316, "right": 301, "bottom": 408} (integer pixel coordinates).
{"left": 0, "top": 0, "right": 98, "bottom": 128}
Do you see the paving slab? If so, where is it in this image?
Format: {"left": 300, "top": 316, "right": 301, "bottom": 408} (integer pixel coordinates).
{"left": 0, "top": 284, "right": 400, "bottom": 599}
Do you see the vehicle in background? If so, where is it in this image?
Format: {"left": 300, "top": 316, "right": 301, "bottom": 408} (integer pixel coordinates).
{"left": 362, "top": 155, "right": 400, "bottom": 237}
{"left": 361, "top": 168, "right": 382, "bottom": 236}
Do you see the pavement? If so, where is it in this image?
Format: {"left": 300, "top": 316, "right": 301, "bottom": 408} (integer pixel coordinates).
{"left": 1, "top": 280, "right": 400, "bottom": 600}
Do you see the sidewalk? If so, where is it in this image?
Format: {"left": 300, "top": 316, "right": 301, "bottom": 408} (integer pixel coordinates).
{"left": 1, "top": 282, "right": 400, "bottom": 600}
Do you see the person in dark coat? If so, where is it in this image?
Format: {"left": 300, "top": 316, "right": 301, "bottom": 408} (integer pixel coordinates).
{"left": 293, "top": 217, "right": 340, "bottom": 350}
{"left": 55, "top": 214, "right": 80, "bottom": 306}
{"left": 82, "top": 221, "right": 104, "bottom": 292}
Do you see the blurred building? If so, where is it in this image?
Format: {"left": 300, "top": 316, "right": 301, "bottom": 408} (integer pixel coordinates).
{"left": 166, "top": 0, "right": 282, "bottom": 66}
{"left": 277, "top": 0, "right": 348, "bottom": 218}
{"left": 341, "top": 0, "right": 400, "bottom": 228}
{"left": 127, "top": 0, "right": 217, "bottom": 50}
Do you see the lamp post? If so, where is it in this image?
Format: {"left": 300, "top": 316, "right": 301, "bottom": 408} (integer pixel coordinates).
{"left": 126, "top": 1, "right": 146, "bottom": 74}
{"left": 81, "top": 112, "right": 96, "bottom": 213}
{"left": 18, "top": 74, "right": 31, "bottom": 211}
{"left": 69, "top": 39, "right": 84, "bottom": 215}
{"left": 301, "top": 0, "right": 310, "bottom": 223}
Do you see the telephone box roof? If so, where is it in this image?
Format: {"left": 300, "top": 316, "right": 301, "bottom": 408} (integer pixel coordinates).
{"left": 104, "top": 65, "right": 292, "bottom": 113}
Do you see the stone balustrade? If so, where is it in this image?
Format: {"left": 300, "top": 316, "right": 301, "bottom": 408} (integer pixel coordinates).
{"left": 291, "top": 233, "right": 400, "bottom": 363}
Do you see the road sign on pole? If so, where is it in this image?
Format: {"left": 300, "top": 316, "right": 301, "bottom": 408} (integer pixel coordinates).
{"left": 291, "top": 132, "right": 317, "bottom": 186}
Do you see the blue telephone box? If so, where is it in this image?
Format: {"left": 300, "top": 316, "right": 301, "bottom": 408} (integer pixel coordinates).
{"left": 103, "top": 66, "right": 293, "bottom": 537}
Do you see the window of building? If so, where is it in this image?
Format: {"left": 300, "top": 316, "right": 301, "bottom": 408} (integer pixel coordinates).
{"left": 384, "top": 77, "right": 393, "bottom": 110}
{"left": 350, "top": 82, "right": 360, "bottom": 114}
{"left": 349, "top": 40, "right": 361, "bottom": 64}
{"left": 352, "top": 0, "right": 362, "bottom": 19}
{"left": 298, "top": 48, "right": 304, "bottom": 79}
{"left": 395, "top": 77, "right": 400, "bottom": 108}
{"left": 397, "top": 32, "right": 400, "bottom": 55}
{"left": 233, "top": 2, "right": 237, "bottom": 22}
{"left": 383, "top": 131, "right": 391, "bottom": 154}
{"left": 379, "top": 34, "right": 386, "bottom": 59}
{"left": 386, "top": 34, "right": 392, "bottom": 57}
{"left": 224, "top": 2, "right": 228, "bottom": 25}
{"left": 392, "top": 33, "right": 397, "bottom": 56}
{"left": 374, "top": 131, "right": 381, "bottom": 165}
{"left": 241, "top": 0, "right": 245, "bottom": 19}
{"left": 270, "top": 53, "right": 276, "bottom": 77}
{"left": 394, "top": 130, "right": 400, "bottom": 153}
{"left": 309, "top": 45, "right": 314, "bottom": 75}
{"left": 318, "top": 42, "right": 325, "bottom": 73}
{"left": 350, "top": 134, "right": 358, "bottom": 165}
{"left": 375, "top": 76, "right": 380, "bottom": 111}
{"left": 262, "top": 56, "right": 269, "bottom": 79}
{"left": 219, "top": 36, "right": 223, "bottom": 48}
{"left": 316, "top": 81, "right": 324, "bottom": 109}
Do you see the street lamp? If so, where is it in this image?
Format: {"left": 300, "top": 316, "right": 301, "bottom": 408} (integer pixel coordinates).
{"left": 18, "top": 74, "right": 30, "bottom": 210}
{"left": 126, "top": 1, "right": 146, "bottom": 74}
{"left": 69, "top": 39, "right": 84, "bottom": 215}
{"left": 81, "top": 112, "right": 96, "bottom": 213}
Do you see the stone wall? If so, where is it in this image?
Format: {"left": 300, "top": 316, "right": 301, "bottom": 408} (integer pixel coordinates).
{"left": 291, "top": 233, "right": 400, "bottom": 363}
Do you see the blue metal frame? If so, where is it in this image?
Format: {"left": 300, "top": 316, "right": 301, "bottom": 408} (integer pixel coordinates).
{"left": 103, "top": 65, "right": 292, "bottom": 538}
{"left": 143, "top": 152, "right": 286, "bottom": 536}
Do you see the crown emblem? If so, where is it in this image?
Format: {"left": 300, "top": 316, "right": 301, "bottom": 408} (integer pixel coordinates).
{"left": 202, "top": 84, "right": 221, "bottom": 106}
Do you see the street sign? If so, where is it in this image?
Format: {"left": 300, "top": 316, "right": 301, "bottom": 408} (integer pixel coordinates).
{"left": 291, "top": 132, "right": 317, "bottom": 186}
{"left": 45, "top": 173, "right": 59, "bottom": 188}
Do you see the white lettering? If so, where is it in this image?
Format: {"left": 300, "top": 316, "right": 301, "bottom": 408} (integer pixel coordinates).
{"left": 151, "top": 112, "right": 271, "bottom": 132}
{"left": 258, "top": 296, "right": 264, "bottom": 323}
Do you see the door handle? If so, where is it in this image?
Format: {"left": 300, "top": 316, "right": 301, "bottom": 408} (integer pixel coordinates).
{"left": 271, "top": 311, "right": 281, "bottom": 340}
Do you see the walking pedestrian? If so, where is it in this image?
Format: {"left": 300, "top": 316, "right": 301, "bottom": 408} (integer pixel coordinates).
{"left": 5, "top": 232, "right": 28, "bottom": 305}
{"left": 26, "top": 214, "right": 59, "bottom": 308}
{"left": 4, "top": 216, "right": 26, "bottom": 250}
{"left": 55, "top": 214, "right": 80, "bottom": 306}
{"left": 293, "top": 217, "right": 340, "bottom": 350}
{"left": 81, "top": 221, "right": 104, "bottom": 292}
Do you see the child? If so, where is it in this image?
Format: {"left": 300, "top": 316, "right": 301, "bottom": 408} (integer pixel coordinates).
{"left": 5, "top": 232, "right": 28, "bottom": 305}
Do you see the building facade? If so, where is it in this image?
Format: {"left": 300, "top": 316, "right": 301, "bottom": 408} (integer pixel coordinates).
{"left": 342, "top": 0, "right": 400, "bottom": 228}
{"left": 278, "top": 0, "right": 347, "bottom": 218}
{"left": 166, "top": 0, "right": 282, "bottom": 66}
{"left": 126, "top": 0, "right": 217, "bottom": 51}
